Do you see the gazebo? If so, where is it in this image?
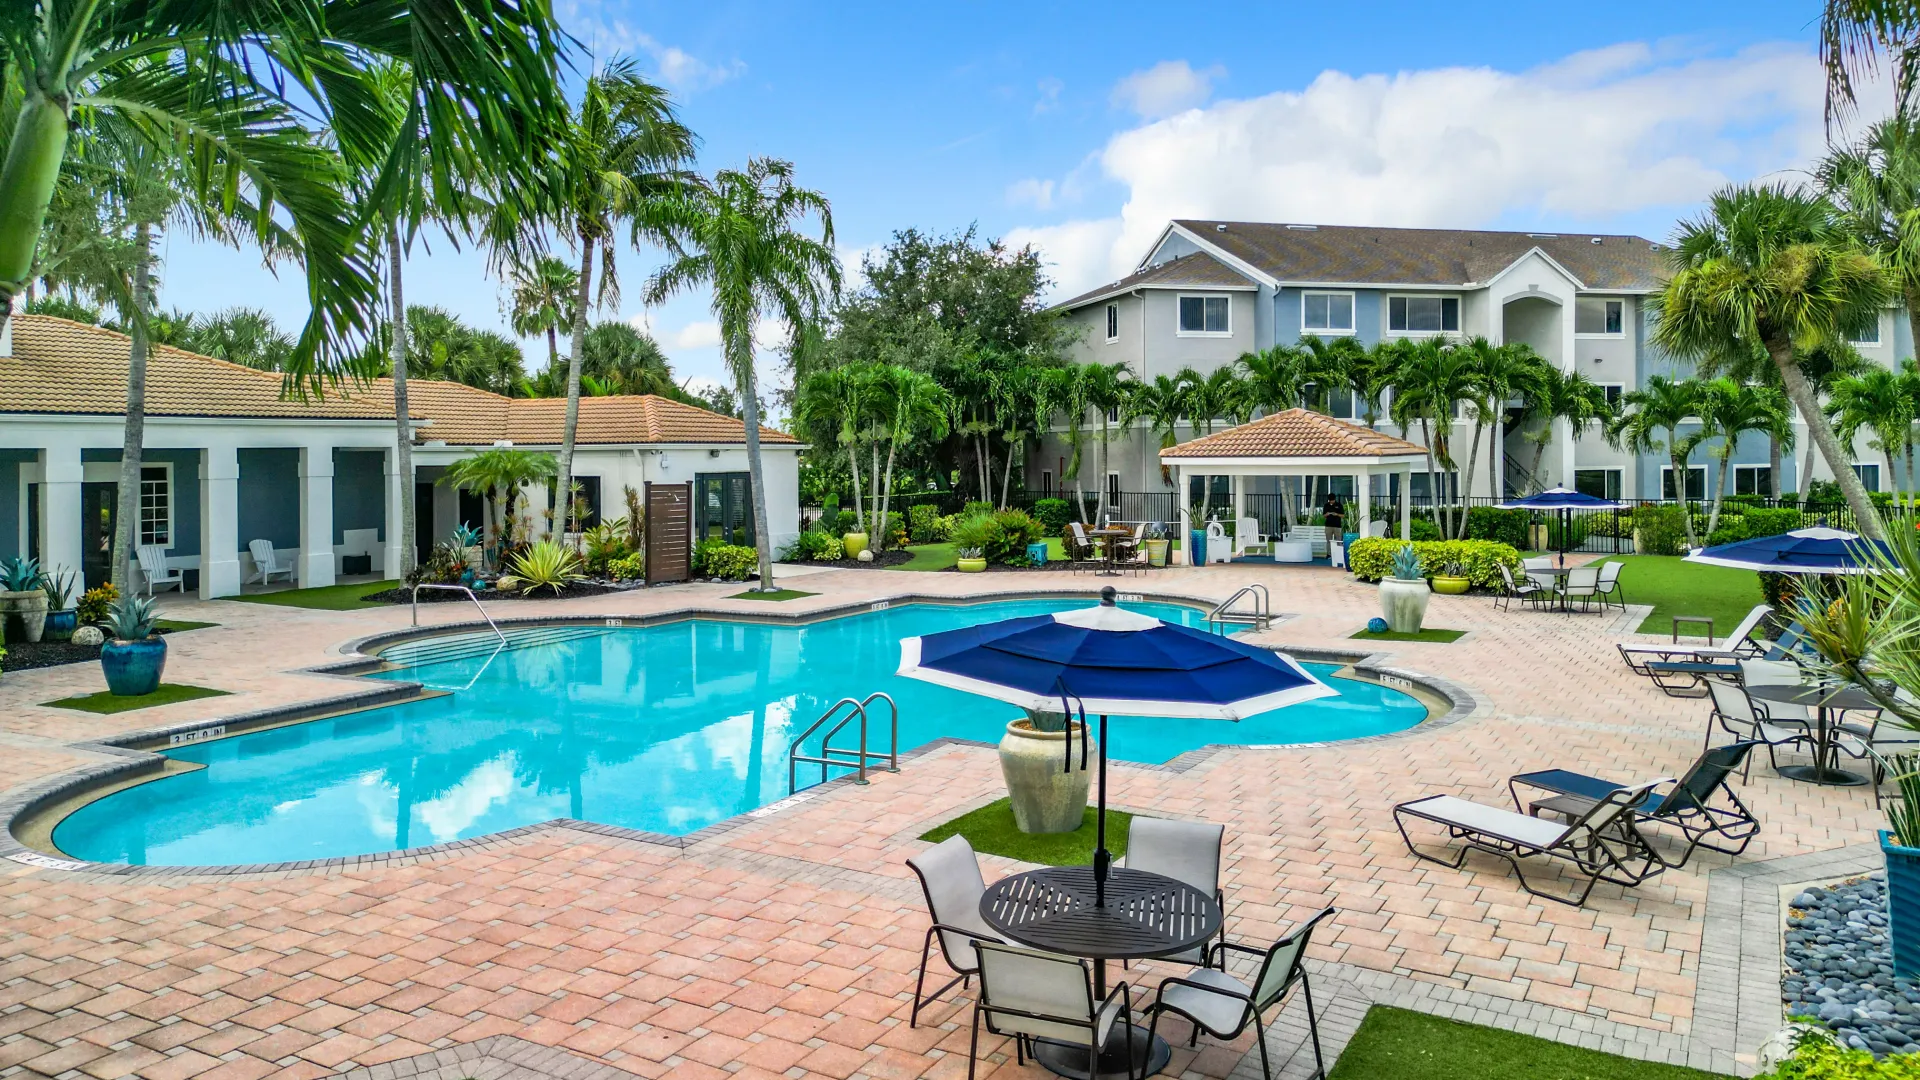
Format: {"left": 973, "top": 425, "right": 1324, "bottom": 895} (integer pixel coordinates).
{"left": 1159, "top": 408, "right": 1429, "bottom": 565}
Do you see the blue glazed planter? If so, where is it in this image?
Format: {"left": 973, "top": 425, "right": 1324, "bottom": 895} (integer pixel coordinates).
{"left": 1190, "top": 529, "right": 1207, "bottom": 566}
{"left": 1882, "top": 830, "right": 1920, "bottom": 978}
{"left": 42, "top": 609, "right": 77, "bottom": 643}
{"left": 100, "top": 636, "right": 166, "bottom": 697}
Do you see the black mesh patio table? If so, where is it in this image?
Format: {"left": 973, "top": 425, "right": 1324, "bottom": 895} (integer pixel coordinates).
{"left": 980, "top": 866, "right": 1221, "bottom": 1080}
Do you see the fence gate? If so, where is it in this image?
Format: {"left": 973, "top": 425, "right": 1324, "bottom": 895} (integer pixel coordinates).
{"left": 644, "top": 482, "right": 692, "bottom": 584}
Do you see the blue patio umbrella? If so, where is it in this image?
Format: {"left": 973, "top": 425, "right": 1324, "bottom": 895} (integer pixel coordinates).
{"left": 1683, "top": 526, "right": 1893, "bottom": 575}
{"left": 1498, "top": 487, "right": 1629, "bottom": 566}
{"left": 898, "top": 587, "right": 1334, "bottom": 905}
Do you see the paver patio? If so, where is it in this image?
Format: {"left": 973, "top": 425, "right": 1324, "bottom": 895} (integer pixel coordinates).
{"left": 0, "top": 562, "right": 1876, "bottom": 1078}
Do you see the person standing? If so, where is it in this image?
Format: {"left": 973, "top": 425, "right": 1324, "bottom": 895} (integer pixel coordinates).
{"left": 1322, "top": 492, "right": 1345, "bottom": 551}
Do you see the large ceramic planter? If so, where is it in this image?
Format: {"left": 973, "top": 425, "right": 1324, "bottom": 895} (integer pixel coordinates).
{"left": 998, "top": 720, "right": 1094, "bottom": 834}
{"left": 957, "top": 557, "right": 988, "bottom": 573}
{"left": 42, "top": 609, "right": 77, "bottom": 643}
{"left": 1883, "top": 830, "right": 1920, "bottom": 978}
{"left": 1379, "top": 577, "right": 1430, "bottom": 633}
{"left": 101, "top": 636, "right": 166, "bottom": 696}
{"left": 0, "top": 589, "right": 47, "bottom": 644}
{"left": 842, "top": 532, "right": 868, "bottom": 559}
{"left": 1431, "top": 576, "right": 1470, "bottom": 596}
{"left": 1145, "top": 539, "right": 1169, "bottom": 568}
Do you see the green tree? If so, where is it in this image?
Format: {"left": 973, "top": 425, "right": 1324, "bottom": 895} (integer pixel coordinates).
{"left": 1610, "top": 375, "right": 1706, "bottom": 547}
{"left": 1822, "top": 1, "right": 1920, "bottom": 127}
{"left": 579, "top": 322, "right": 681, "bottom": 398}
{"left": 1388, "top": 339, "right": 1474, "bottom": 538}
{"left": 508, "top": 256, "right": 580, "bottom": 376}
{"left": 1690, "top": 377, "right": 1793, "bottom": 536}
{"left": 1123, "top": 374, "right": 1190, "bottom": 488}
{"left": 1652, "top": 183, "right": 1895, "bottom": 538}
{"left": 1519, "top": 367, "right": 1615, "bottom": 495}
{"left": 1829, "top": 367, "right": 1917, "bottom": 502}
{"left": 795, "top": 363, "right": 881, "bottom": 534}
{"left": 180, "top": 308, "right": 295, "bottom": 371}
{"left": 874, "top": 367, "right": 951, "bottom": 547}
{"left": 1080, "top": 361, "right": 1133, "bottom": 522}
{"left": 646, "top": 159, "right": 842, "bottom": 589}
{"left": 1457, "top": 338, "right": 1548, "bottom": 529}
{"left": 439, "top": 449, "right": 557, "bottom": 563}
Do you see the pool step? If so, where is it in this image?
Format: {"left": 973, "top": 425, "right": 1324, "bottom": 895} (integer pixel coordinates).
{"left": 381, "top": 624, "right": 616, "bottom": 668}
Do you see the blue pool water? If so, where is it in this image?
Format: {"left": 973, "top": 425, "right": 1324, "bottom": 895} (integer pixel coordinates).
{"left": 52, "top": 600, "right": 1426, "bottom": 866}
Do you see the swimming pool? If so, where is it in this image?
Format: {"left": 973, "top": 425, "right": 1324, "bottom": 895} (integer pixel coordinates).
{"left": 50, "top": 599, "right": 1427, "bottom": 866}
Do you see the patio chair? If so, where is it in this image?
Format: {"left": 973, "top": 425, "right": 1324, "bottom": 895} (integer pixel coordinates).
{"left": 1234, "top": 518, "right": 1271, "bottom": 559}
{"left": 1065, "top": 522, "right": 1096, "bottom": 563}
{"left": 1509, "top": 741, "right": 1763, "bottom": 866}
{"left": 1118, "top": 817, "right": 1226, "bottom": 967}
{"left": 967, "top": 941, "right": 1136, "bottom": 1080}
{"left": 1619, "top": 604, "right": 1772, "bottom": 677}
{"left": 905, "top": 836, "right": 1004, "bottom": 1027}
{"left": 1494, "top": 563, "right": 1547, "bottom": 612}
{"left": 1366, "top": 520, "right": 1388, "bottom": 538}
{"left": 135, "top": 544, "right": 183, "bottom": 596}
{"left": 1706, "top": 679, "right": 1811, "bottom": 780}
{"left": 1143, "top": 908, "right": 1337, "bottom": 1080}
{"left": 247, "top": 539, "right": 296, "bottom": 585}
{"left": 1392, "top": 778, "right": 1670, "bottom": 906}
{"left": 1594, "top": 561, "right": 1626, "bottom": 611}
{"left": 1558, "top": 565, "right": 1602, "bottom": 613}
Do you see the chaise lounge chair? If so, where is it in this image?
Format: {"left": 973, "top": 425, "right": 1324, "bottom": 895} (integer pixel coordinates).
{"left": 1392, "top": 778, "right": 1670, "bottom": 906}
{"left": 1507, "top": 741, "right": 1762, "bottom": 867}
{"left": 1619, "top": 604, "right": 1771, "bottom": 678}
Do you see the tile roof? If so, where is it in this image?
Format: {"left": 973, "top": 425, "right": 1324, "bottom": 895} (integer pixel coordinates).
{"left": 1172, "top": 221, "right": 1669, "bottom": 291}
{"left": 1161, "top": 408, "right": 1429, "bottom": 459}
{"left": 499, "top": 393, "right": 800, "bottom": 447}
{"left": 1056, "top": 251, "right": 1258, "bottom": 309}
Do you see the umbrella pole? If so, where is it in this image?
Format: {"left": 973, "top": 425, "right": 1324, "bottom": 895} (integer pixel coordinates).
{"left": 1094, "top": 713, "right": 1110, "bottom": 908}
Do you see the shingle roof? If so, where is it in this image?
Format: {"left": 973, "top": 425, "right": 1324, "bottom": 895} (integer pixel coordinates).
{"left": 1172, "top": 221, "right": 1669, "bottom": 292}
{"left": 1055, "top": 251, "right": 1258, "bottom": 310}
{"left": 1161, "top": 409, "right": 1428, "bottom": 459}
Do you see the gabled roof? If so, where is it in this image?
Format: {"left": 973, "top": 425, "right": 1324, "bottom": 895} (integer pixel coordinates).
{"left": 1055, "top": 251, "right": 1258, "bottom": 311}
{"left": 1161, "top": 408, "right": 1428, "bottom": 460}
{"left": 1165, "top": 221, "right": 1669, "bottom": 292}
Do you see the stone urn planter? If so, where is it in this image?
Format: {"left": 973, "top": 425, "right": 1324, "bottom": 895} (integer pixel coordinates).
{"left": 101, "top": 636, "right": 167, "bottom": 696}
{"left": 1378, "top": 578, "right": 1430, "bottom": 633}
{"left": 0, "top": 589, "right": 47, "bottom": 644}
{"left": 1145, "top": 538, "right": 1169, "bottom": 567}
{"left": 998, "top": 716, "right": 1094, "bottom": 834}
{"left": 841, "top": 532, "right": 869, "bottom": 559}
{"left": 1883, "top": 830, "right": 1920, "bottom": 978}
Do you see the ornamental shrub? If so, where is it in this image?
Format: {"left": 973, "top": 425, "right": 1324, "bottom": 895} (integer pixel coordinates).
{"left": 909, "top": 504, "right": 941, "bottom": 543}
{"left": 781, "top": 529, "right": 837, "bottom": 562}
{"left": 1743, "top": 507, "right": 1804, "bottom": 539}
{"left": 992, "top": 509, "right": 1044, "bottom": 563}
{"left": 608, "top": 552, "right": 645, "bottom": 580}
{"left": 701, "top": 544, "right": 759, "bottom": 581}
{"left": 1706, "top": 517, "right": 1751, "bottom": 547}
{"left": 1346, "top": 538, "right": 1523, "bottom": 590}
{"left": 1633, "top": 504, "right": 1691, "bottom": 556}
{"left": 1757, "top": 1027, "right": 1920, "bottom": 1077}
{"left": 77, "top": 583, "right": 119, "bottom": 625}
{"left": 1031, "top": 498, "right": 1072, "bottom": 533}
{"left": 1463, "top": 507, "right": 1529, "bottom": 549}
{"left": 1408, "top": 518, "right": 1442, "bottom": 542}
{"left": 962, "top": 500, "right": 995, "bottom": 519}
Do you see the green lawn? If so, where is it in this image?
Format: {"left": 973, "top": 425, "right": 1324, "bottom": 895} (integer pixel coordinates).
{"left": 1329, "top": 1006, "right": 1732, "bottom": 1079}
{"left": 919, "top": 798, "right": 1132, "bottom": 866}
{"left": 728, "top": 588, "right": 817, "bottom": 601}
{"left": 1350, "top": 627, "right": 1466, "bottom": 643}
{"left": 44, "top": 684, "right": 230, "bottom": 714}
{"left": 889, "top": 543, "right": 958, "bottom": 572}
{"left": 1607, "top": 555, "right": 1764, "bottom": 638}
{"left": 226, "top": 580, "right": 399, "bottom": 611}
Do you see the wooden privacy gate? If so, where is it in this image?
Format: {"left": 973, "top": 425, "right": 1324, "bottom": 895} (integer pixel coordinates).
{"left": 644, "top": 482, "right": 692, "bottom": 584}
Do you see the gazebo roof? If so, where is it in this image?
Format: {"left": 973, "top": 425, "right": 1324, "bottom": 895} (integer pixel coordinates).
{"left": 1161, "top": 408, "right": 1427, "bottom": 460}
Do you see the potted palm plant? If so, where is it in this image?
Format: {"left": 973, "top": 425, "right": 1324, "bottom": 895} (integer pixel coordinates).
{"left": 1431, "top": 559, "right": 1471, "bottom": 595}
{"left": 100, "top": 595, "right": 165, "bottom": 696}
{"left": 0, "top": 556, "right": 48, "bottom": 644}
{"left": 998, "top": 708, "right": 1093, "bottom": 833}
{"left": 39, "top": 567, "right": 78, "bottom": 643}
{"left": 1378, "top": 543, "right": 1430, "bottom": 632}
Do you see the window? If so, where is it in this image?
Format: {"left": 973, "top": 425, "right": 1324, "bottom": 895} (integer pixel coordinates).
{"left": 1575, "top": 468, "right": 1623, "bottom": 501}
{"left": 138, "top": 465, "right": 170, "bottom": 546}
{"left": 546, "top": 475, "right": 603, "bottom": 530}
{"left": 1575, "top": 298, "right": 1625, "bottom": 336}
{"left": 1177, "top": 294, "right": 1231, "bottom": 335}
{"left": 1105, "top": 303, "right": 1119, "bottom": 342}
{"left": 1855, "top": 463, "right": 1882, "bottom": 492}
{"left": 1662, "top": 465, "right": 1708, "bottom": 500}
{"left": 1853, "top": 315, "right": 1882, "bottom": 346}
{"left": 1041, "top": 469, "right": 1053, "bottom": 494}
{"left": 1598, "top": 383, "right": 1625, "bottom": 410}
{"left": 1408, "top": 472, "right": 1459, "bottom": 501}
{"left": 1301, "top": 291, "right": 1355, "bottom": 334}
{"left": 1106, "top": 473, "right": 1122, "bottom": 504}
{"left": 1734, "top": 465, "right": 1774, "bottom": 497}
{"left": 1388, "top": 295, "right": 1459, "bottom": 333}
{"left": 1105, "top": 406, "right": 1120, "bottom": 423}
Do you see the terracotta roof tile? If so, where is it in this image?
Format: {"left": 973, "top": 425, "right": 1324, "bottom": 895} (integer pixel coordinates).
{"left": 1161, "top": 408, "right": 1428, "bottom": 459}
{"left": 342, "top": 380, "right": 799, "bottom": 446}
{"left": 1056, "top": 251, "right": 1258, "bottom": 309}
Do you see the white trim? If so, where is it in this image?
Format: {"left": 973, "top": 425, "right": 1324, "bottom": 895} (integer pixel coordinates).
{"left": 1104, "top": 302, "right": 1120, "bottom": 344}
{"left": 1300, "top": 290, "right": 1357, "bottom": 336}
{"left": 1732, "top": 463, "right": 1775, "bottom": 498}
{"left": 1161, "top": 223, "right": 1283, "bottom": 288}
{"left": 1157, "top": 453, "right": 1430, "bottom": 469}
{"left": 1175, "top": 293, "right": 1233, "bottom": 338}
{"left": 1573, "top": 297, "right": 1626, "bottom": 338}
{"left": 1385, "top": 294, "right": 1462, "bottom": 336}
{"left": 138, "top": 461, "right": 175, "bottom": 549}
{"left": 1481, "top": 246, "right": 1591, "bottom": 292}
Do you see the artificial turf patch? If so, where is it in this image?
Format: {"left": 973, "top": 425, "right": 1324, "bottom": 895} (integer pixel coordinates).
{"left": 919, "top": 797, "right": 1132, "bottom": 866}
{"left": 43, "top": 684, "right": 231, "bottom": 714}
{"left": 728, "top": 589, "right": 818, "bottom": 601}
{"left": 1349, "top": 627, "right": 1467, "bottom": 643}
{"left": 1327, "top": 1005, "right": 1733, "bottom": 1079}
{"left": 154, "top": 619, "right": 217, "bottom": 632}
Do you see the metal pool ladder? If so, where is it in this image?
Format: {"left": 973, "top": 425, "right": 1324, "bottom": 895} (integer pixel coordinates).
{"left": 1206, "top": 584, "right": 1272, "bottom": 633}
{"left": 787, "top": 692, "right": 900, "bottom": 793}
{"left": 411, "top": 583, "right": 506, "bottom": 646}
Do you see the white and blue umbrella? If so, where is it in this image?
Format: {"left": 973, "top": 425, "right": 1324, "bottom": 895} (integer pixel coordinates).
{"left": 898, "top": 589, "right": 1334, "bottom": 905}
{"left": 1684, "top": 526, "right": 1894, "bottom": 575}
{"left": 1497, "top": 487, "right": 1628, "bottom": 566}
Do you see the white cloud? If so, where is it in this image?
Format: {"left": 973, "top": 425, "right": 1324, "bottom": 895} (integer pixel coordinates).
{"left": 670, "top": 320, "right": 723, "bottom": 350}
{"left": 1110, "top": 60, "right": 1226, "bottom": 120}
{"left": 558, "top": 3, "right": 744, "bottom": 92}
{"left": 1005, "top": 178, "right": 1056, "bottom": 209}
{"left": 1017, "top": 43, "right": 1830, "bottom": 301}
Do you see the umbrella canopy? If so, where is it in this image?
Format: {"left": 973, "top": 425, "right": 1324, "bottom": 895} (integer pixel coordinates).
{"left": 1497, "top": 487, "right": 1628, "bottom": 511}
{"left": 1683, "top": 526, "right": 1894, "bottom": 575}
{"left": 897, "top": 602, "right": 1335, "bottom": 719}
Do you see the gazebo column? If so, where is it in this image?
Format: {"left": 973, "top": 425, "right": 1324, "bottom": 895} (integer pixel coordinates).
{"left": 1174, "top": 465, "right": 1190, "bottom": 566}
{"left": 1356, "top": 470, "right": 1372, "bottom": 535}
{"left": 1399, "top": 466, "right": 1412, "bottom": 540}
{"left": 1231, "top": 475, "right": 1243, "bottom": 527}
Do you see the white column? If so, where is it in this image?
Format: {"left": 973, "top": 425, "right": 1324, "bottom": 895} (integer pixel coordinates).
{"left": 1356, "top": 470, "right": 1372, "bottom": 535}
{"left": 1399, "top": 467, "right": 1412, "bottom": 540}
{"left": 297, "top": 447, "right": 335, "bottom": 589}
{"left": 1174, "top": 465, "right": 1190, "bottom": 566}
{"left": 1557, "top": 417, "right": 1577, "bottom": 490}
{"left": 41, "top": 445, "right": 82, "bottom": 578}
{"left": 199, "top": 445, "right": 241, "bottom": 599}
{"left": 383, "top": 448, "right": 407, "bottom": 580}
{"left": 1231, "top": 474, "right": 1243, "bottom": 526}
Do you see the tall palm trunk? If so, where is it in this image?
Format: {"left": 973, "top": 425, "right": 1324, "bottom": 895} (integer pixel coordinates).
{"left": 554, "top": 234, "right": 593, "bottom": 543}
{"left": 879, "top": 432, "right": 900, "bottom": 555}
{"left": 111, "top": 222, "right": 153, "bottom": 596}
{"left": 869, "top": 441, "right": 882, "bottom": 547}
{"left": 999, "top": 431, "right": 1017, "bottom": 510}
{"left": 1458, "top": 410, "right": 1486, "bottom": 539}
{"left": 387, "top": 224, "right": 416, "bottom": 577}
{"left": 1670, "top": 444, "right": 1699, "bottom": 548}
{"left": 1707, "top": 450, "right": 1734, "bottom": 539}
{"left": 845, "top": 440, "right": 866, "bottom": 535}
{"left": 1769, "top": 435, "right": 1783, "bottom": 502}
{"left": 1095, "top": 415, "right": 1111, "bottom": 523}
{"left": 1420, "top": 417, "right": 1438, "bottom": 540}
{"left": 728, "top": 321, "right": 777, "bottom": 588}
{"left": 1773, "top": 343, "right": 1884, "bottom": 539}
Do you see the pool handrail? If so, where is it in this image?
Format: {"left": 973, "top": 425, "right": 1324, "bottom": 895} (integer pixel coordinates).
{"left": 411, "top": 583, "right": 506, "bottom": 647}
{"left": 1207, "top": 584, "right": 1271, "bottom": 633}
{"left": 788, "top": 691, "right": 899, "bottom": 792}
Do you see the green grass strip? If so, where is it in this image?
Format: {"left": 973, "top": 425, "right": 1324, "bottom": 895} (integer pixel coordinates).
{"left": 43, "top": 684, "right": 230, "bottom": 714}
{"left": 1349, "top": 627, "right": 1467, "bottom": 643}
{"left": 888, "top": 543, "right": 957, "bottom": 571}
{"left": 919, "top": 797, "right": 1131, "bottom": 866}
{"left": 728, "top": 589, "right": 817, "bottom": 601}
{"left": 155, "top": 619, "right": 217, "bottom": 633}
{"left": 1607, "top": 554, "right": 1765, "bottom": 638}
{"left": 1329, "top": 1006, "right": 1733, "bottom": 1079}
{"left": 226, "top": 580, "right": 400, "bottom": 611}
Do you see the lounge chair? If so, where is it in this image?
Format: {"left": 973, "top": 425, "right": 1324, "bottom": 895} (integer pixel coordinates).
{"left": 1143, "top": 908, "right": 1337, "bottom": 1080}
{"left": 247, "top": 538, "right": 296, "bottom": 585}
{"left": 1508, "top": 741, "right": 1762, "bottom": 865}
{"left": 1619, "top": 604, "right": 1772, "bottom": 677}
{"left": 1705, "top": 679, "right": 1811, "bottom": 780}
{"left": 1494, "top": 563, "right": 1548, "bottom": 612}
{"left": 1119, "top": 817, "right": 1226, "bottom": 966}
{"left": 905, "top": 836, "right": 1004, "bottom": 1027}
{"left": 1392, "top": 778, "right": 1670, "bottom": 906}
{"left": 135, "top": 543, "right": 183, "bottom": 596}
{"left": 1233, "top": 517, "right": 1271, "bottom": 559}
{"left": 967, "top": 942, "right": 1136, "bottom": 1080}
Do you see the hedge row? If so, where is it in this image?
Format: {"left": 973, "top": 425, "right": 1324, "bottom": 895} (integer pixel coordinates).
{"left": 1347, "top": 539, "right": 1524, "bottom": 590}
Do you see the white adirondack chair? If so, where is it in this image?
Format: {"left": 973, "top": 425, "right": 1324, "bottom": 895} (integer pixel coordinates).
{"left": 248, "top": 539, "right": 295, "bottom": 585}
{"left": 136, "top": 544, "right": 183, "bottom": 596}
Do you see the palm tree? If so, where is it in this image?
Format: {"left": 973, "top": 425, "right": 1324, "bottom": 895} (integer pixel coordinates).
{"left": 1520, "top": 368, "right": 1615, "bottom": 495}
{"left": 645, "top": 159, "right": 842, "bottom": 590}
{"left": 1823, "top": 115, "right": 1920, "bottom": 354}
{"left": 182, "top": 308, "right": 295, "bottom": 371}
{"left": 794, "top": 364, "right": 879, "bottom": 535}
{"left": 1123, "top": 374, "right": 1189, "bottom": 488}
{"left": 990, "top": 364, "right": 1043, "bottom": 509}
{"left": 1389, "top": 339, "right": 1475, "bottom": 538}
{"left": 1461, "top": 340, "right": 1548, "bottom": 515}
{"left": 1830, "top": 368, "right": 1916, "bottom": 502}
{"left": 1610, "top": 375, "right": 1705, "bottom": 547}
{"left": 1692, "top": 378, "right": 1793, "bottom": 537}
{"left": 1079, "top": 362, "right": 1133, "bottom": 522}
{"left": 579, "top": 322, "right": 680, "bottom": 397}
{"left": 0, "top": 0, "right": 573, "bottom": 373}
{"left": 508, "top": 257, "right": 581, "bottom": 379}
{"left": 439, "top": 449, "right": 558, "bottom": 563}
{"left": 1039, "top": 365, "right": 1094, "bottom": 522}
{"left": 1652, "top": 183, "right": 1896, "bottom": 538}
{"left": 875, "top": 367, "right": 951, "bottom": 547}
{"left": 1821, "top": 1, "right": 1920, "bottom": 128}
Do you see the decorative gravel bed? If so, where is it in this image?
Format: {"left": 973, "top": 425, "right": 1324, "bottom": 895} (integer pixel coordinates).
{"left": 1782, "top": 874, "right": 1920, "bottom": 1055}
{"left": 1, "top": 625, "right": 186, "bottom": 673}
{"left": 360, "top": 581, "right": 636, "bottom": 604}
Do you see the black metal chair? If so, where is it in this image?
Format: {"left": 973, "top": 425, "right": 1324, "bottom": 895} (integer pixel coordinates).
{"left": 1143, "top": 908, "right": 1337, "bottom": 1080}
{"left": 1509, "top": 741, "right": 1763, "bottom": 866}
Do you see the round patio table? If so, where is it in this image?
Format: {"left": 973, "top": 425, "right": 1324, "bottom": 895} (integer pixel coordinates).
{"left": 980, "top": 865, "right": 1221, "bottom": 1080}
{"left": 1088, "top": 528, "right": 1134, "bottom": 576}
{"left": 1746, "top": 682, "right": 1884, "bottom": 786}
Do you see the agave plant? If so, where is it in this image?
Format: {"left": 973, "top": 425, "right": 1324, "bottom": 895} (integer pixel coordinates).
{"left": 451, "top": 523, "right": 484, "bottom": 549}
{"left": 1389, "top": 544, "right": 1425, "bottom": 581}
{"left": 0, "top": 555, "right": 43, "bottom": 594}
{"left": 102, "top": 595, "right": 158, "bottom": 642}
{"left": 39, "top": 567, "right": 78, "bottom": 610}
{"left": 507, "top": 540, "right": 586, "bottom": 595}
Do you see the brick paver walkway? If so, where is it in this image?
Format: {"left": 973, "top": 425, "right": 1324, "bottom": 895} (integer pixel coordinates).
{"left": 0, "top": 563, "right": 1871, "bottom": 1077}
